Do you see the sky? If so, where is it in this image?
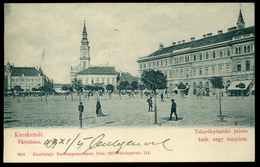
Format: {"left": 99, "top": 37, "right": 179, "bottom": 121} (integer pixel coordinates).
{"left": 4, "top": 3, "right": 254, "bottom": 84}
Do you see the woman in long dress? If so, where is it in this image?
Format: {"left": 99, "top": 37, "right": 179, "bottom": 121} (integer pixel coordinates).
{"left": 96, "top": 99, "right": 105, "bottom": 117}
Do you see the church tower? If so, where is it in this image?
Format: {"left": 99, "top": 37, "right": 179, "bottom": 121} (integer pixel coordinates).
{"left": 80, "top": 21, "right": 90, "bottom": 71}
{"left": 237, "top": 9, "right": 245, "bottom": 29}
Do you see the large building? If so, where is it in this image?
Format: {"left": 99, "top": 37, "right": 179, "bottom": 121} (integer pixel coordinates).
{"left": 70, "top": 21, "right": 117, "bottom": 87}
{"left": 4, "top": 62, "right": 53, "bottom": 91}
{"left": 137, "top": 9, "right": 254, "bottom": 94}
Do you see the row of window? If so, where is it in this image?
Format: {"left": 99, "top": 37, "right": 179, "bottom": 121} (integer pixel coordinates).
{"left": 163, "top": 60, "right": 251, "bottom": 79}
{"left": 235, "top": 45, "right": 252, "bottom": 55}
{"left": 140, "top": 44, "right": 253, "bottom": 70}
{"left": 12, "top": 78, "right": 42, "bottom": 82}
{"left": 12, "top": 83, "right": 41, "bottom": 87}
{"left": 83, "top": 77, "right": 116, "bottom": 84}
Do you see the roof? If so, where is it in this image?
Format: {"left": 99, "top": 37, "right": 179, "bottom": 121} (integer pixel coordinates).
{"left": 144, "top": 26, "right": 254, "bottom": 59}
{"left": 227, "top": 80, "right": 252, "bottom": 91}
{"left": 77, "top": 66, "right": 117, "bottom": 75}
{"left": 119, "top": 72, "right": 139, "bottom": 83}
{"left": 11, "top": 67, "right": 44, "bottom": 77}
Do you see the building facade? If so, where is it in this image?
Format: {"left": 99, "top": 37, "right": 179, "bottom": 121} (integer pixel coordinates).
{"left": 137, "top": 10, "right": 254, "bottom": 93}
{"left": 70, "top": 21, "right": 117, "bottom": 88}
{"left": 4, "top": 62, "right": 53, "bottom": 91}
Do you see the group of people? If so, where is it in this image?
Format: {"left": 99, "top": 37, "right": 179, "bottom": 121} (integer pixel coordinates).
{"left": 77, "top": 99, "right": 105, "bottom": 128}
{"left": 77, "top": 94, "right": 179, "bottom": 128}
{"left": 147, "top": 96, "right": 178, "bottom": 121}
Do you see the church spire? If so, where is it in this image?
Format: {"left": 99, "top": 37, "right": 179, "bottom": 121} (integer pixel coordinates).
{"left": 81, "top": 20, "right": 89, "bottom": 44}
{"left": 237, "top": 9, "right": 245, "bottom": 29}
{"left": 83, "top": 20, "right": 87, "bottom": 34}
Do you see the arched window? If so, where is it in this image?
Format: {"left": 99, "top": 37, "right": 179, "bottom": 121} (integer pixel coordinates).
{"left": 237, "top": 61, "right": 241, "bottom": 71}
{"left": 199, "top": 53, "right": 202, "bottom": 60}
{"left": 244, "top": 46, "right": 247, "bottom": 53}
{"left": 194, "top": 55, "right": 196, "bottom": 61}
{"left": 227, "top": 50, "right": 231, "bottom": 56}
{"left": 236, "top": 48, "right": 238, "bottom": 54}
{"left": 206, "top": 52, "right": 209, "bottom": 59}
{"left": 248, "top": 45, "right": 251, "bottom": 52}
{"left": 220, "top": 51, "right": 223, "bottom": 57}
{"left": 212, "top": 51, "right": 216, "bottom": 58}
{"left": 246, "top": 60, "right": 250, "bottom": 70}
{"left": 239, "top": 47, "right": 241, "bottom": 54}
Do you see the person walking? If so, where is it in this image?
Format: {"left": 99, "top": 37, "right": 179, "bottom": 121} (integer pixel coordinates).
{"left": 147, "top": 97, "right": 153, "bottom": 112}
{"left": 160, "top": 93, "right": 165, "bottom": 102}
{"left": 169, "top": 99, "right": 178, "bottom": 121}
{"left": 96, "top": 99, "right": 105, "bottom": 117}
{"left": 78, "top": 101, "right": 84, "bottom": 128}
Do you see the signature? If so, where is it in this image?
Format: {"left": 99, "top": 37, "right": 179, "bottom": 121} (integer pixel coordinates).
{"left": 43, "top": 133, "right": 173, "bottom": 154}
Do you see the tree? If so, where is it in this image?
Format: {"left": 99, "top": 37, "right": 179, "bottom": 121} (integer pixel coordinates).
{"left": 13, "top": 85, "right": 22, "bottom": 102}
{"left": 126, "top": 85, "right": 133, "bottom": 98}
{"left": 38, "top": 86, "right": 49, "bottom": 101}
{"left": 73, "top": 78, "right": 83, "bottom": 101}
{"left": 67, "top": 85, "right": 74, "bottom": 101}
{"left": 61, "top": 85, "right": 68, "bottom": 100}
{"left": 119, "top": 81, "right": 129, "bottom": 90}
{"left": 116, "top": 85, "right": 124, "bottom": 99}
{"left": 138, "top": 84, "right": 145, "bottom": 99}
{"left": 32, "top": 88, "right": 38, "bottom": 92}
{"left": 141, "top": 70, "right": 167, "bottom": 124}
{"left": 93, "top": 85, "right": 104, "bottom": 99}
{"left": 106, "top": 84, "right": 114, "bottom": 99}
{"left": 84, "top": 85, "right": 92, "bottom": 99}
{"left": 130, "top": 81, "right": 139, "bottom": 91}
{"left": 177, "top": 82, "right": 186, "bottom": 98}
{"left": 210, "top": 77, "right": 225, "bottom": 122}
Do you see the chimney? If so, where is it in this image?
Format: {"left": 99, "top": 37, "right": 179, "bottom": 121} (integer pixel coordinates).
{"left": 172, "top": 42, "right": 176, "bottom": 45}
{"left": 207, "top": 33, "right": 212, "bottom": 37}
{"left": 190, "top": 37, "right": 195, "bottom": 41}
{"left": 159, "top": 43, "right": 164, "bottom": 50}
{"left": 182, "top": 40, "right": 185, "bottom": 43}
{"left": 218, "top": 30, "right": 223, "bottom": 34}
{"left": 178, "top": 41, "right": 181, "bottom": 44}
{"left": 228, "top": 26, "right": 237, "bottom": 32}
{"left": 203, "top": 34, "right": 207, "bottom": 38}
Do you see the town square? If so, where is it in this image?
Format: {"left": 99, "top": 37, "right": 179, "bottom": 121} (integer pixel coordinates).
{"left": 3, "top": 3, "right": 256, "bottom": 163}
{"left": 4, "top": 91, "right": 254, "bottom": 128}
{"left": 4, "top": 3, "right": 255, "bottom": 128}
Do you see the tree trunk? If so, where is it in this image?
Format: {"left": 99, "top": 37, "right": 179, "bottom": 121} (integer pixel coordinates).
{"left": 45, "top": 92, "right": 47, "bottom": 101}
{"left": 154, "top": 91, "right": 158, "bottom": 124}
{"left": 17, "top": 92, "right": 20, "bottom": 102}
{"left": 71, "top": 93, "right": 73, "bottom": 101}
{"left": 219, "top": 90, "right": 223, "bottom": 122}
{"left": 79, "top": 92, "right": 81, "bottom": 102}
{"left": 65, "top": 94, "right": 67, "bottom": 100}
{"left": 119, "top": 91, "right": 121, "bottom": 99}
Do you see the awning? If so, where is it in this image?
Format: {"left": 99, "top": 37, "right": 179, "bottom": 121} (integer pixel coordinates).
{"left": 227, "top": 80, "right": 252, "bottom": 91}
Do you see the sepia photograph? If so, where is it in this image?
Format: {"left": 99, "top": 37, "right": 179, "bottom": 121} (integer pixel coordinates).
{"left": 4, "top": 3, "right": 255, "bottom": 162}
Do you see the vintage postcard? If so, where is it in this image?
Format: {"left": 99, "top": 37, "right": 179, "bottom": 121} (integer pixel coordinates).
{"left": 4, "top": 3, "right": 255, "bottom": 162}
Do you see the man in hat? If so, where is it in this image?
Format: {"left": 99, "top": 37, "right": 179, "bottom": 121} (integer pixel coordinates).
{"left": 169, "top": 99, "right": 178, "bottom": 121}
{"left": 78, "top": 101, "right": 84, "bottom": 128}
